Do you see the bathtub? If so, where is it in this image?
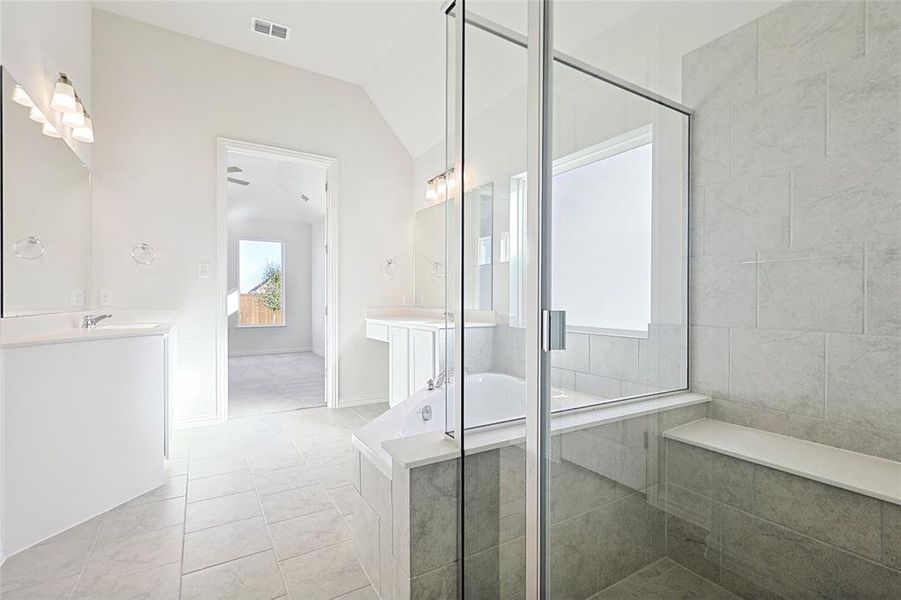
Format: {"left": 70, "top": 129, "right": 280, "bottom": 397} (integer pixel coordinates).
{"left": 351, "top": 371, "right": 709, "bottom": 478}
{"left": 351, "top": 372, "right": 524, "bottom": 475}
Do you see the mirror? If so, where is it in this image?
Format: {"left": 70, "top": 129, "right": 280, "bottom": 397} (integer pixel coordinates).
{"left": 2, "top": 68, "right": 92, "bottom": 316}
{"left": 414, "top": 182, "right": 494, "bottom": 311}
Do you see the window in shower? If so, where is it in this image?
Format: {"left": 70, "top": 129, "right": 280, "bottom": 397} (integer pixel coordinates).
{"left": 510, "top": 125, "right": 653, "bottom": 335}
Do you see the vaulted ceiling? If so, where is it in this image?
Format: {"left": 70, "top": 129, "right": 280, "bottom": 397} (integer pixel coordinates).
{"left": 93, "top": 1, "right": 783, "bottom": 160}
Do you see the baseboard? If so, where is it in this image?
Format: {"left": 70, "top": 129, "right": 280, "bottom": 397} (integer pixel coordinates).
{"left": 175, "top": 413, "right": 221, "bottom": 429}
{"left": 228, "top": 347, "right": 313, "bottom": 357}
{"left": 338, "top": 393, "right": 389, "bottom": 408}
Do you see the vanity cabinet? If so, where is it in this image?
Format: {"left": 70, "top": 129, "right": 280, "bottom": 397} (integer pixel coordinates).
{"left": 373, "top": 323, "right": 439, "bottom": 406}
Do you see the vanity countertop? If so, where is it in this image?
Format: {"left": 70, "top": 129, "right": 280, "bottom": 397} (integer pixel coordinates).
{"left": 364, "top": 307, "right": 496, "bottom": 331}
{"left": 365, "top": 316, "right": 495, "bottom": 330}
{"left": 0, "top": 318, "right": 176, "bottom": 349}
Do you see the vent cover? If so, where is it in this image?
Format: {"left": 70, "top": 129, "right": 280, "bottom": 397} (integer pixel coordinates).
{"left": 251, "top": 17, "right": 291, "bottom": 41}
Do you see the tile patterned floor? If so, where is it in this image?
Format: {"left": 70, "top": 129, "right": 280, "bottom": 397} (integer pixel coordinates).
{"left": 228, "top": 353, "right": 326, "bottom": 418}
{"left": 0, "top": 404, "right": 388, "bottom": 600}
{"left": 592, "top": 557, "right": 741, "bottom": 599}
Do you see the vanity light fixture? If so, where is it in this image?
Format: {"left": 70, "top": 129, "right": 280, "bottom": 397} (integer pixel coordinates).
{"left": 50, "top": 73, "right": 77, "bottom": 113}
{"left": 62, "top": 97, "right": 86, "bottom": 128}
{"left": 42, "top": 122, "right": 62, "bottom": 138}
{"left": 12, "top": 84, "right": 33, "bottom": 107}
{"left": 29, "top": 106, "right": 48, "bottom": 124}
{"left": 72, "top": 111, "right": 94, "bottom": 144}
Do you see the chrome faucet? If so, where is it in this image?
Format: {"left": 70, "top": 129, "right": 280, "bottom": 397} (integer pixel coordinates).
{"left": 82, "top": 313, "right": 113, "bottom": 328}
{"left": 427, "top": 367, "right": 472, "bottom": 390}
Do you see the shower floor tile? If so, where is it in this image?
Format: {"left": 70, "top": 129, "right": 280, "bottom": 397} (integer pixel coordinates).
{"left": 592, "top": 558, "right": 740, "bottom": 599}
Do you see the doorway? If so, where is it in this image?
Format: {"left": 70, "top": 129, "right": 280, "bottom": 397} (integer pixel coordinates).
{"left": 215, "top": 139, "right": 338, "bottom": 422}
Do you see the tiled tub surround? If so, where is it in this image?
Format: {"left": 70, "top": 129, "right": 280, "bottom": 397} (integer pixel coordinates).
{"left": 352, "top": 400, "right": 737, "bottom": 599}
{"left": 685, "top": 0, "right": 901, "bottom": 462}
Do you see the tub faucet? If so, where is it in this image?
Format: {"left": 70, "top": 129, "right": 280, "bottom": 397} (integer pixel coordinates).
{"left": 82, "top": 313, "right": 113, "bottom": 328}
{"left": 427, "top": 367, "right": 472, "bottom": 390}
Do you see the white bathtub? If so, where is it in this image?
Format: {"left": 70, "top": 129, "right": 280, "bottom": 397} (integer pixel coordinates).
{"left": 351, "top": 371, "right": 709, "bottom": 478}
{"left": 351, "top": 372, "right": 525, "bottom": 475}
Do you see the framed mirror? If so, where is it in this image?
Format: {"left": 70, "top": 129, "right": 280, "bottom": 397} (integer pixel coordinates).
{"left": 2, "top": 68, "right": 92, "bottom": 316}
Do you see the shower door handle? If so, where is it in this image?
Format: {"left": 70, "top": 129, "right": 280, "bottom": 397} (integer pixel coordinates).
{"left": 542, "top": 309, "right": 567, "bottom": 352}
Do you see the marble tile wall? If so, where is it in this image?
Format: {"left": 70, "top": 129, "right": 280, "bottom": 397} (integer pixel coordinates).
{"left": 684, "top": 0, "right": 901, "bottom": 461}
{"left": 663, "top": 439, "right": 901, "bottom": 598}
{"left": 491, "top": 323, "right": 686, "bottom": 402}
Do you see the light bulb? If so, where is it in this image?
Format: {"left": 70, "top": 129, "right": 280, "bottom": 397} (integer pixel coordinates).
{"left": 425, "top": 183, "right": 437, "bottom": 201}
{"left": 50, "top": 74, "right": 76, "bottom": 113}
{"left": 12, "top": 85, "right": 34, "bottom": 107}
{"left": 62, "top": 99, "right": 85, "bottom": 128}
{"left": 29, "top": 107, "right": 48, "bottom": 124}
{"left": 73, "top": 114, "right": 94, "bottom": 143}
{"left": 42, "top": 122, "right": 62, "bottom": 138}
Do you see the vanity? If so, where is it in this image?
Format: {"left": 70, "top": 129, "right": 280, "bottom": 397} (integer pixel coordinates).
{"left": 0, "top": 67, "right": 178, "bottom": 560}
{"left": 365, "top": 309, "right": 494, "bottom": 406}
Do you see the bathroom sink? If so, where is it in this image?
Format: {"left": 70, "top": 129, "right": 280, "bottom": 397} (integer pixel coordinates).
{"left": 96, "top": 323, "right": 160, "bottom": 330}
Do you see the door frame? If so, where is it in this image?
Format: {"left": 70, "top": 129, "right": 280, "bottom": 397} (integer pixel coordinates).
{"left": 215, "top": 138, "right": 340, "bottom": 423}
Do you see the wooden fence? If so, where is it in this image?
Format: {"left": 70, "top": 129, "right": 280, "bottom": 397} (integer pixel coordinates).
{"left": 239, "top": 294, "right": 284, "bottom": 325}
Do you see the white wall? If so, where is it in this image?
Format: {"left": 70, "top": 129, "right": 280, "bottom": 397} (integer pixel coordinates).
{"left": 1, "top": 1, "right": 92, "bottom": 165}
{"left": 92, "top": 10, "right": 413, "bottom": 423}
{"left": 311, "top": 219, "right": 326, "bottom": 357}
{"left": 227, "top": 219, "right": 312, "bottom": 356}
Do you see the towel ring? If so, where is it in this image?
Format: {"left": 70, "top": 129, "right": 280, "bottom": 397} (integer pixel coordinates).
{"left": 13, "top": 236, "right": 45, "bottom": 260}
{"left": 131, "top": 242, "right": 157, "bottom": 265}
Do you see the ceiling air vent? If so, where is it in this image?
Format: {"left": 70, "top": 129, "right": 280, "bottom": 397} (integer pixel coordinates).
{"left": 251, "top": 17, "right": 291, "bottom": 41}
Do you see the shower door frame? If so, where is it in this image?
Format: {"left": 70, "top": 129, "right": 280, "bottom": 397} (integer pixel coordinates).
{"left": 446, "top": 1, "right": 693, "bottom": 597}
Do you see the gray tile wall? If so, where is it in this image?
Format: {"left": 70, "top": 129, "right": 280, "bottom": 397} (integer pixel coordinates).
{"left": 684, "top": 0, "right": 901, "bottom": 461}
{"left": 664, "top": 440, "right": 901, "bottom": 598}
{"left": 491, "top": 324, "right": 686, "bottom": 402}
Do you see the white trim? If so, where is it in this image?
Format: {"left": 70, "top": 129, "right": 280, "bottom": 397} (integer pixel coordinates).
{"left": 216, "top": 138, "right": 340, "bottom": 426}
{"left": 339, "top": 393, "right": 389, "bottom": 408}
{"left": 227, "top": 347, "right": 314, "bottom": 357}
{"left": 175, "top": 413, "right": 221, "bottom": 429}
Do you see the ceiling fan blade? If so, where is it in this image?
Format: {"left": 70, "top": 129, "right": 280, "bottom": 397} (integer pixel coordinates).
{"left": 227, "top": 166, "right": 243, "bottom": 174}
{"left": 228, "top": 177, "right": 250, "bottom": 186}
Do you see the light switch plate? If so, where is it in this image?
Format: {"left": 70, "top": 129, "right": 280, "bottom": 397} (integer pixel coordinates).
{"left": 99, "top": 289, "right": 113, "bottom": 306}
{"left": 70, "top": 289, "right": 85, "bottom": 306}
{"left": 198, "top": 262, "right": 210, "bottom": 279}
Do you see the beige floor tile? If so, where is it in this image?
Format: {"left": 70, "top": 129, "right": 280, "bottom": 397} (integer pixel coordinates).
{"left": 314, "top": 463, "right": 354, "bottom": 490}
{"left": 336, "top": 586, "right": 379, "bottom": 599}
{"left": 187, "top": 469, "right": 254, "bottom": 503}
{"left": 0, "top": 536, "right": 92, "bottom": 593}
{"left": 81, "top": 524, "right": 183, "bottom": 581}
{"left": 189, "top": 455, "right": 249, "bottom": 480}
{"left": 181, "top": 550, "right": 286, "bottom": 600}
{"left": 0, "top": 575, "right": 79, "bottom": 600}
{"left": 183, "top": 516, "right": 273, "bottom": 574}
{"left": 97, "top": 496, "right": 185, "bottom": 541}
{"left": 254, "top": 465, "right": 319, "bottom": 497}
{"left": 186, "top": 490, "right": 261, "bottom": 533}
{"left": 280, "top": 541, "right": 369, "bottom": 600}
{"left": 269, "top": 508, "right": 352, "bottom": 560}
{"left": 129, "top": 476, "right": 188, "bottom": 506}
{"left": 72, "top": 562, "right": 181, "bottom": 599}
{"left": 260, "top": 484, "right": 334, "bottom": 524}
{"left": 327, "top": 485, "right": 357, "bottom": 516}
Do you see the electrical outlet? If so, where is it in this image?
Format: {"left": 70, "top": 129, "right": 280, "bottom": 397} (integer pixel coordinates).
{"left": 402, "top": 294, "right": 411, "bottom": 306}
{"left": 198, "top": 262, "right": 210, "bottom": 279}
{"left": 99, "top": 289, "right": 113, "bottom": 306}
{"left": 70, "top": 289, "right": 85, "bottom": 306}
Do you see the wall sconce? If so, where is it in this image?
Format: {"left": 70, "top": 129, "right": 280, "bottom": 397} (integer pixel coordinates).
{"left": 72, "top": 111, "right": 94, "bottom": 144}
{"left": 50, "top": 73, "right": 76, "bottom": 113}
{"left": 12, "top": 85, "right": 33, "bottom": 107}
{"left": 29, "top": 107, "right": 47, "bottom": 124}
{"left": 42, "top": 122, "right": 62, "bottom": 138}
{"left": 62, "top": 97, "right": 86, "bottom": 128}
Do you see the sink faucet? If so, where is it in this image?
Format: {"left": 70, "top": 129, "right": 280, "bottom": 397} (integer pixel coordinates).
{"left": 82, "top": 313, "right": 113, "bottom": 329}
{"left": 427, "top": 367, "right": 472, "bottom": 390}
